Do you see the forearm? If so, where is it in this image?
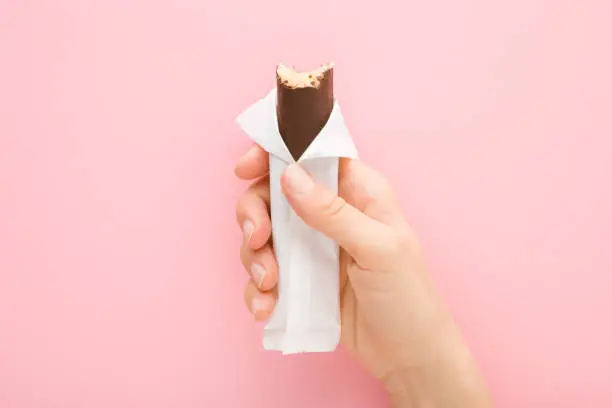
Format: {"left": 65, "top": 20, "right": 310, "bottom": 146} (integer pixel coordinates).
{"left": 383, "top": 321, "right": 492, "bottom": 408}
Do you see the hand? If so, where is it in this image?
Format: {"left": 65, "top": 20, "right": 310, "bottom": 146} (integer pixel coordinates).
{"left": 235, "top": 145, "right": 492, "bottom": 408}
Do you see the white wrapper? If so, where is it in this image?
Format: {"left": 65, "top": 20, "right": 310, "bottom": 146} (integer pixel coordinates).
{"left": 236, "top": 89, "right": 358, "bottom": 354}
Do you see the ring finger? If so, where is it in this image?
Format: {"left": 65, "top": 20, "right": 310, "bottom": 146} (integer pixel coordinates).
{"left": 240, "top": 243, "right": 278, "bottom": 291}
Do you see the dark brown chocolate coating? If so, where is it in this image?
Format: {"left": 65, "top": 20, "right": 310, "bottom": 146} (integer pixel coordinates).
{"left": 276, "top": 68, "right": 334, "bottom": 161}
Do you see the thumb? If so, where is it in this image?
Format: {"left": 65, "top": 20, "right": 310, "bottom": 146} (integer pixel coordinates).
{"left": 281, "top": 163, "right": 393, "bottom": 264}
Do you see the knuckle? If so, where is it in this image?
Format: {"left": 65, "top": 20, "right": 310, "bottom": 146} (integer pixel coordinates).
{"left": 260, "top": 245, "right": 275, "bottom": 266}
{"left": 237, "top": 187, "right": 271, "bottom": 225}
{"left": 349, "top": 241, "right": 369, "bottom": 263}
{"left": 387, "top": 229, "right": 418, "bottom": 257}
{"left": 236, "top": 181, "right": 268, "bottom": 222}
{"left": 362, "top": 170, "right": 394, "bottom": 199}
{"left": 250, "top": 179, "right": 271, "bottom": 207}
{"left": 378, "top": 176, "right": 395, "bottom": 195}
{"left": 357, "top": 229, "right": 412, "bottom": 260}
{"left": 240, "top": 244, "right": 251, "bottom": 267}
{"left": 235, "top": 192, "right": 249, "bottom": 223}
{"left": 243, "top": 283, "right": 253, "bottom": 308}
{"left": 252, "top": 176, "right": 270, "bottom": 194}
{"left": 320, "top": 195, "right": 348, "bottom": 220}
{"left": 353, "top": 234, "right": 389, "bottom": 266}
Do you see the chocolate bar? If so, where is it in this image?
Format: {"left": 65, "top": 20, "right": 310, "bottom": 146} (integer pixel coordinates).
{"left": 276, "top": 63, "right": 334, "bottom": 160}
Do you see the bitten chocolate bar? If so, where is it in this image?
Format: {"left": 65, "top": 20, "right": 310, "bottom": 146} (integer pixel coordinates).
{"left": 236, "top": 63, "right": 357, "bottom": 353}
{"left": 276, "top": 63, "right": 334, "bottom": 161}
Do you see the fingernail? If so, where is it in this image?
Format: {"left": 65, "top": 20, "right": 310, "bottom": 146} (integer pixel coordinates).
{"left": 251, "top": 263, "right": 266, "bottom": 288}
{"left": 285, "top": 164, "right": 314, "bottom": 195}
{"left": 242, "top": 220, "right": 254, "bottom": 244}
{"left": 251, "top": 296, "right": 268, "bottom": 315}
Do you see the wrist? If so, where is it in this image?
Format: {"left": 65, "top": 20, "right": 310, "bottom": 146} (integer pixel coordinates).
{"left": 382, "top": 321, "right": 492, "bottom": 408}
{"left": 383, "top": 368, "right": 417, "bottom": 408}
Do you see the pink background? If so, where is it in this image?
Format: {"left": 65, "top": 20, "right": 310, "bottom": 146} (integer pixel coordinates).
{"left": 1, "top": 0, "right": 611, "bottom": 407}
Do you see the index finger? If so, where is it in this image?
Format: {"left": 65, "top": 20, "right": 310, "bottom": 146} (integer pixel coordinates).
{"left": 234, "top": 145, "right": 269, "bottom": 180}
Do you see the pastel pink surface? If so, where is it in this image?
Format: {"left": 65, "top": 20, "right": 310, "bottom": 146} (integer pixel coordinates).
{"left": 0, "top": 0, "right": 611, "bottom": 406}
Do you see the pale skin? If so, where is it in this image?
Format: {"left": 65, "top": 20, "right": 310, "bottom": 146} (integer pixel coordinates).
{"left": 235, "top": 145, "right": 493, "bottom": 408}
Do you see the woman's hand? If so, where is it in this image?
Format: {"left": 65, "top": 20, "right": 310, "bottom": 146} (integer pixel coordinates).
{"left": 235, "top": 145, "right": 492, "bottom": 408}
